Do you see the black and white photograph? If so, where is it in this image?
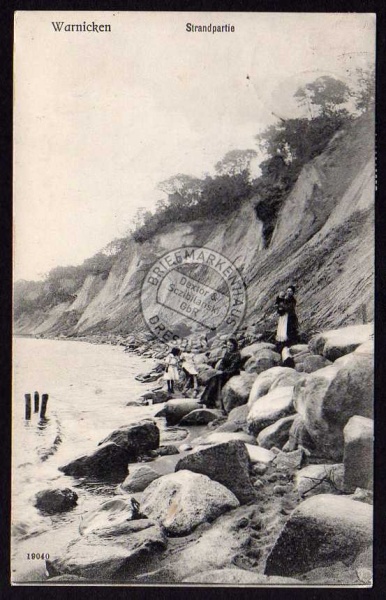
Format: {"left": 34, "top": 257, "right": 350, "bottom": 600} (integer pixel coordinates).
{"left": 12, "top": 11, "right": 375, "bottom": 586}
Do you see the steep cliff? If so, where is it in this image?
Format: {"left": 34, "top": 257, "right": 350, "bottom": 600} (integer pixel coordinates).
{"left": 14, "top": 111, "right": 374, "bottom": 339}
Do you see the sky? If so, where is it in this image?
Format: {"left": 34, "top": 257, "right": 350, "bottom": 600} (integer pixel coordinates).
{"left": 14, "top": 11, "right": 375, "bottom": 281}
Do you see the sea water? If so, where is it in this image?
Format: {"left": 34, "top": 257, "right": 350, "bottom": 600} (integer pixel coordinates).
{"left": 11, "top": 337, "right": 161, "bottom": 582}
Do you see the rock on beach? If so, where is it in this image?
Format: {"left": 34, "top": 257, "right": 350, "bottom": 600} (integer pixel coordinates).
{"left": 247, "top": 386, "right": 295, "bottom": 435}
{"left": 141, "top": 470, "right": 239, "bottom": 536}
{"left": 175, "top": 440, "right": 255, "bottom": 504}
{"left": 98, "top": 419, "right": 160, "bottom": 458}
{"left": 34, "top": 488, "right": 78, "bottom": 515}
{"left": 265, "top": 494, "right": 373, "bottom": 577}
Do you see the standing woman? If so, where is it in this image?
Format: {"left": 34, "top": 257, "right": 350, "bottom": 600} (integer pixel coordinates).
{"left": 284, "top": 285, "right": 299, "bottom": 346}
{"left": 164, "top": 347, "right": 181, "bottom": 394}
{"left": 275, "top": 285, "right": 299, "bottom": 355}
{"left": 200, "top": 338, "right": 242, "bottom": 412}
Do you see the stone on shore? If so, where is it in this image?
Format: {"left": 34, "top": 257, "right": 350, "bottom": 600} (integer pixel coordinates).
{"left": 244, "top": 349, "right": 281, "bottom": 374}
{"left": 215, "top": 405, "right": 248, "bottom": 432}
{"left": 295, "top": 464, "right": 345, "bottom": 499}
{"left": 197, "top": 365, "right": 219, "bottom": 386}
{"left": 248, "top": 367, "right": 295, "bottom": 409}
{"left": 179, "top": 408, "right": 222, "bottom": 426}
{"left": 265, "top": 494, "right": 372, "bottom": 577}
{"left": 247, "top": 387, "right": 295, "bottom": 436}
{"left": 183, "top": 569, "right": 300, "bottom": 584}
{"left": 293, "top": 352, "right": 373, "bottom": 460}
{"left": 290, "top": 344, "right": 309, "bottom": 355}
{"left": 343, "top": 416, "right": 374, "bottom": 492}
{"left": 121, "top": 466, "right": 161, "bottom": 493}
{"left": 139, "top": 389, "right": 169, "bottom": 404}
{"left": 282, "top": 414, "right": 316, "bottom": 453}
{"left": 133, "top": 505, "right": 266, "bottom": 583}
{"left": 59, "top": 443, "right": 130, "bottom": 481}
{"left": 227, "top": 404, "right": 249, "bottom": 425}
{"left": 269, "top": 370, "right": 304, "bottom": 390}
{"left": 354, "top": 340, "right": 373, "bottom": 355}
{"left": 175, "top": 441, "right": 255, "bottom": 504}
{"left": 47, "top": 519, "right": 166, "bottom": 581}
{"left": 221, "top": 373, "right": 256, "bottom": 413}
{"left": 193, "top": 431, "right": 256, "bottom": 447}
{"left": 240, "top": 342, "right": 276, "bottom": 359}
{"left": 309, "top": 323, "right": 374, "bottom": 361}
{"left": 155, "top": 399, "right": 202, "bottom": 426}
{"left": 141, "top": 470, "right": 239, "bottom": 536}
{"left": 295, "top": 355, "right": 332, "bottom": 373}
{"left": 98, "top": 419, "right": 160, "bottom": 458}
{"left": 245, "top": 444, "right": 275, "bottom": 465}
{"left": 257, "top": 415, "right": 296, "bottom": 450}
{"left": 34, "top": 488, "right": 78, "bottom": 515}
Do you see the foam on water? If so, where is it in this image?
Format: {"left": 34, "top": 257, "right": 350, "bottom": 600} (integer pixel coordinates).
{"left": 11, "top": 337, "right": 161, "bottom": 580}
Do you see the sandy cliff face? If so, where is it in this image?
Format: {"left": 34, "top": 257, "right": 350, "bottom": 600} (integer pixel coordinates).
{"left": 14, "top": 112, "right": 374, "bottom": 338}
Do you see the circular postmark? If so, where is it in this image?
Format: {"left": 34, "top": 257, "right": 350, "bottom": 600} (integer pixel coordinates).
{"left": 140, "top": 246, "right": 247, "bottom": 343}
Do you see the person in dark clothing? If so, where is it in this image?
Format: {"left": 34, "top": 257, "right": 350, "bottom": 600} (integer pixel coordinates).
{"left": 199, "top": 338, "right": 242, "bottom": 412}
{"left": 275, "top": 285, "right": 299, "bottom": 355}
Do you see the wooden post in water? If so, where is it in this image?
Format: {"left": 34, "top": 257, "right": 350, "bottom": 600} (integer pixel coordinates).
{"left": 25, "top": 394, "right": 31, "bottom": 420}
{"left": 361, "top": 303, "right": 367, "bottom": 324}
{"left": 40, "top": 394, "right": 49, "bottom": 419}
{"left": 34, "top": 391, "right": 40, "bottom": 413}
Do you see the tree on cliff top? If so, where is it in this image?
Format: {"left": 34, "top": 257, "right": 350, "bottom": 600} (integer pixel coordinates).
{"left": 294, "top": 75, "right": 351, "bottom": 118}
{"left": 214, "top": 149, "right": 257, "bottom": 176}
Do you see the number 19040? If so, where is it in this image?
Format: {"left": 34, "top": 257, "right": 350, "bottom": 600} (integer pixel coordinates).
{"left": 27, "top": 553, "right": 50, "bottom": 560}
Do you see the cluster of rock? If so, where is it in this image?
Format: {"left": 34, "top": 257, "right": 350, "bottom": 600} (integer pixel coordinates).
{"left": 40, "top": 323, "right": 373, "bottom": 585}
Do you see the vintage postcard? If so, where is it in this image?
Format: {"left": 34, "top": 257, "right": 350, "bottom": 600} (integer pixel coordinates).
{"left": 13, "top": 11, "right": 375, "bottom": 586}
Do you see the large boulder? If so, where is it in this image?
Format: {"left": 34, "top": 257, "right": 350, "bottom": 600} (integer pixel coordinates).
{"left": 257, "top": 415, "right": 296, "bottom": 450}
{"left": 248, "top": 367, "right": 295, "bottom": 409}
{"left": 221, "top": 373, "right": 256, "bottom": 413}
{"left": 265, "top": 494, "right": 372, "bottom": 577}
{"left": 293, "top": 352, "right": 373, "bottom": 460}
{"left": 47, "top": 519, "right": 166, "bottom": 580}
{"left": 269, "top": 370, "right": 304, "bottom": 390}
{"left": 179, "top": 408, "right": 222, "bottom": 426}
{"left": 240, "top": 342, "right": 276, "bottom": 359}
{"left": 214, "top": 404, "right": 249, "bottom": 433}
{"left": 343, "top": 416, "right": 373, "bottom": 492}
{"left": 227, "top": 404, "right": 249, "bottom": 425}
{"left": 183, "top": 569, "right": 300, "bottom": 584}
{"left": 309, "top": 323, "right": 374, "bottom": 361}
{"left": 34, "top": 488, "right": 78, "bottom": 515}
{"left": 121, "top": 466, "right": 161, "bottom": 493}
{"left": 141, "top": 470, "right": 239, "bottom": 536}
{"left": 132, "top": 505, "right": 268, "bottom": 583}
{"left": 247, "top": 387, "right": 295, "bottom": 436}
{"left": 175, "top": 441, "right": 255, "bottom": 504}
{"left": 98, "top": 420, "right": 160, "bottom": 458}
{"left": 197, "top": 365, "right": 219, "bottom": 386}
{"left": 355, "top": 340, "right": 373, "bottom": 355}
{"left": 59, "top": 443, "right": 130, "bottom": 481}
{"left": 244, "top": 349, "right": 281, "bottom": 374}
{"left": 282, "top": 414, "right": 317, "bottom": 453}
{"left": 295, "top": 464, "right": 345, "bottom": 499}
{"left": 295, "top": 355, "right": 332, "bottom": 373}
{"left": 155, "top": 399, "right": 202, "bottom": 426}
